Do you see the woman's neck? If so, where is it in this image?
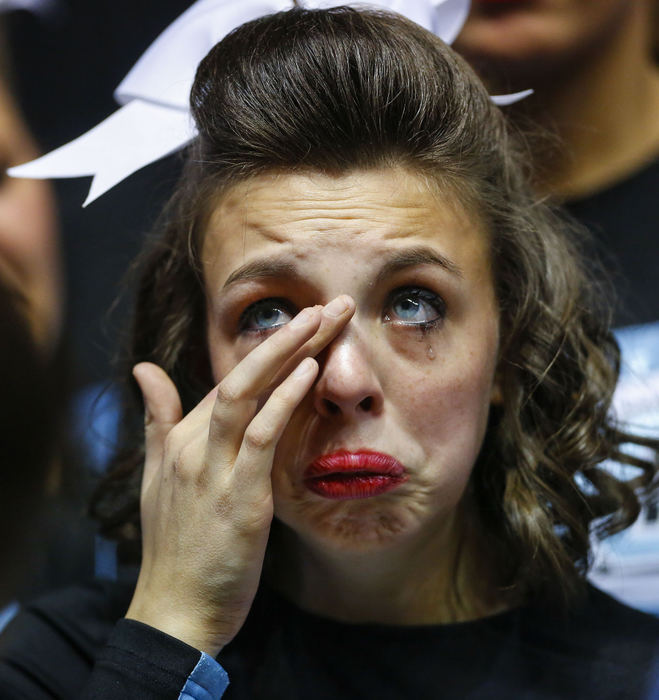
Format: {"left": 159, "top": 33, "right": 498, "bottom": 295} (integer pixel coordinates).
{"left": 267, "top": 510, "right": 509, "bottom": 626}
{"left": 503, "top": 4, "right": 659, "bottom": 199}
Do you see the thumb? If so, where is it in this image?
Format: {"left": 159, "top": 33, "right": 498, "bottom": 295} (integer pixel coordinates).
{"left": 133, "top": 362, "right": 183, "bottom": 486}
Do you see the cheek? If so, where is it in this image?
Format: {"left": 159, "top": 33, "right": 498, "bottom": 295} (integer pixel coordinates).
{"left": 206, "top": 320, "right": 244, "bottom": 382}
{"left": 405, "top": 363, "right": 493, "bottom": 444}
{"left": 395, "top": 334, "right": 498, "bottom": 469}
{"left": 398, "top": 372, "right": 493, "bottom": 511}
{"left": 386, "top": 326, "right": 439, "bottom": 363}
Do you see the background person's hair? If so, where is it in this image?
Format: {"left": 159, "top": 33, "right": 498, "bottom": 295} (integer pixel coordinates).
{"left": 0, "top": 277, "right": 57, "bottom": 603}
{"left": 91, "top": 7, "right": 658, "bottom": 603}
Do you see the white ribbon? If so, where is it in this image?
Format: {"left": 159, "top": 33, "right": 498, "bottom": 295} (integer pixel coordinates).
{"left": 9, "top": 0, "right": 531, "bottom": 206}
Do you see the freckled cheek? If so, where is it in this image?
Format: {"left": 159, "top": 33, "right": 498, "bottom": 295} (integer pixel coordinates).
{"left": 397, "top": 362, "right": 496, "bottom": 463}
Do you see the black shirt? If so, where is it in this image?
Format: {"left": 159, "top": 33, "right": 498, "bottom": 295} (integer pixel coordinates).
{"left": 1, "top": 580, "right": 658, "bottom": 699}
{"left": 565, "top": 157, "right": 659, "bottom": 328}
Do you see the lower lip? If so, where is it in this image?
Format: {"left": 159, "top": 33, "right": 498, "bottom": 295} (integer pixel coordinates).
{"left": 305, "top": 473, "right": 407, "bottom": 500}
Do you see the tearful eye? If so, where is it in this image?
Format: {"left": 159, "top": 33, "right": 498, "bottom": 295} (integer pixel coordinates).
{"left": 239, "top": 298, "right": 296, "bottom": 333}
{"left": 384, "top": 287, "right": 445, "bottom": 328}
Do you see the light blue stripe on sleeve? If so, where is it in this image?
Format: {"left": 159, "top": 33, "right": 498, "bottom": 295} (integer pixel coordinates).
{"left": 178, "top": 653, "right": 230, "bottom": 700}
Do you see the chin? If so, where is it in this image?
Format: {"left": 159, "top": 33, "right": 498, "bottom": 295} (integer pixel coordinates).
{"left": 456, "top": 28, "right": 570, "bottom": 83}
{"left": 455, "top": 3, "right": 630, "bottom": 86}
{"left": 277, "top": 497, "right": 421, "bottom": 553}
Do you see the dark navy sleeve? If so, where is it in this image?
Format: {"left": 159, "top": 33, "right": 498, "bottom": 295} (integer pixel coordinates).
{"left": 81, "top": 619, "right": 229, "bottom": 699}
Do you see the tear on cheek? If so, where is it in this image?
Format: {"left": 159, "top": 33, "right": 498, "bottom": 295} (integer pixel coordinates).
{"left": 388, "top": 330, "right": 441, "bottom": 365}
{"left": 415, "top": 326, "right": 434, "bottom": 342}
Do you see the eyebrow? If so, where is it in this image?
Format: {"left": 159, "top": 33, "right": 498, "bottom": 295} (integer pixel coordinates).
{"left": 222, "top": 245, "right": 463, "bottom": 290}
{"left": 374, "top": 246, "right": 463, "bottom": 285}
{"left": 222, "top": 259, "right": 299, "bottom": 289}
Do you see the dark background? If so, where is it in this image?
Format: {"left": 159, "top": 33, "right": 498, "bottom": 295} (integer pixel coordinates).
{"left": 4, "top": 0, "right": 195, "bottom": 598}
{"left": 7, "top": 0, "right": 193, "bottom": 391}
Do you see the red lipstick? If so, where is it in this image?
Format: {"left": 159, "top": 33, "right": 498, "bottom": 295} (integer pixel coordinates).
{"left": 304, "top": 450, "right": 408, "bottom": 500}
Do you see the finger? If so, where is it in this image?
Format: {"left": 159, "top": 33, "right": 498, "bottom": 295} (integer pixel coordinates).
{"left": 280, "top": 294, "right": 356, "bottom": 379}
{"left": 218, "top": 305, "right": 323, "bottom": 400}
{"left": 150, "top": 303, "right": 322, "bottom": 467}
{"left": 133, "top": 362, "right": 183, "bottom": 485}
{"left": 216, "top": 295, "right": 353, "bottom": 414}
{"left": 226, "top": 357, "right": 319, "bottom": 489}
{"left": 155, "top": 381, "right": 220, "bottom": 458}
{"left": 208, "top": 296, "right": 354, "bottom": 457}
{"left": 207, "top": 305, "right": 323, "bottom": 450}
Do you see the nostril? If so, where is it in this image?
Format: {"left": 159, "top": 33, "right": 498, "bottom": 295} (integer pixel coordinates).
{"left": 359, "top": 396, "right": 373, "bottom": 412}
{"left": 323, "top": 399, "right": 340, "bottom": 415}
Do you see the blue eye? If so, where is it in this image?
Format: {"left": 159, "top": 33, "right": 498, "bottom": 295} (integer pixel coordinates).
{"left": 384, "top": 287, "right": 445, "bottom": 328}
{"left": 239, "top": 298, "right": 296, "bottom": 333}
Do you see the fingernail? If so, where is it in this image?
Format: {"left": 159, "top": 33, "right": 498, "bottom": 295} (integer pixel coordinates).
{"left": 324, "top": 295, "right": 349, "bottom": 318}
{"left": 290, "top": 307, "right": 315, "bottom": 328}
{"left": 293, "top": 357, "right": 315, "bottom": 377}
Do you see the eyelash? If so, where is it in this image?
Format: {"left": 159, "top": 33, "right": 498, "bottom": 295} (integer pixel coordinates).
{"left": 238, "top": 297, "right": 297, "bottom": 336}
{"left": 383, "top": 286, "right": 446, "bottom": 331}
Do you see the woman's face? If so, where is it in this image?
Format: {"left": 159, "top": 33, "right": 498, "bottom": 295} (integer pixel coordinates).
{"left": 0, "top": 78, "right": 60, "bottom": 349}
{"left": 455, "top": 0, "right": 636, "bottom": 81}
{"left": 202, "top": 169, "right": 501, "bottom": 554}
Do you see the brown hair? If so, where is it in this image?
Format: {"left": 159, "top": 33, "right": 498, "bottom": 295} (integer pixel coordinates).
{"left": 91, "top": 7, "right": 658, "bottom": 603}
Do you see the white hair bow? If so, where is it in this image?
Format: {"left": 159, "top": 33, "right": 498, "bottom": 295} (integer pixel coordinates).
{"left": 9, "top": 0, "right": 531, "bottom": 206}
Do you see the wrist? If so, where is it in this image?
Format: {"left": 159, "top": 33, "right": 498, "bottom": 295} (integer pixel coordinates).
{"left": 125, "top": 600, "right": 229, "bottom": 657}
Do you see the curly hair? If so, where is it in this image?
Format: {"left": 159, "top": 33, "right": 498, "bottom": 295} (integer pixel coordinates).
{"left": 91, "top": 7, "right": 658, "bottom": 604}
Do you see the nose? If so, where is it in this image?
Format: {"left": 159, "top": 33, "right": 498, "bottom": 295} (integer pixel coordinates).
{"left": 313, "top": 328, "right": 384, "bottom": 419}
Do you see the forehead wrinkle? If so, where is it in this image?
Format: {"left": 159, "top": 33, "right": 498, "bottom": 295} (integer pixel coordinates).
{"left": 243, "top": 208, "right": 444, "bottom": 242}
{"left": 244, "top": 221, "right": 292, "bottom": 244}
{"left": 244, "top": 209, "right": 423, "bottom": 231}
{"left": 241, "top": 195, "right": 437, "bottom": 228}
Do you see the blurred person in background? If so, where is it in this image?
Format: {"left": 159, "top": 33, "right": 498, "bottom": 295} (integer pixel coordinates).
{"left": 6, "top": 0, "right": 189, "bottom": 392}
{"left": 0, "top": 15, "right": 94, "bottom": 614}
{"left": 0, "top": 16, "right": 61, "bottom": 611}
{"left": 0, "top": 277, "right": 57, "bottom": 611}
{"left": 0, "top": 31, "right": 61, "bottom": 348}
{"left": 455, "top": 0, "right": 659, "bottom": 614}
{"left": 0, "top": 0, "right": 193, "bottom": 605}
{"left": 454, "top": 0, "right": 659, "bottom": 326}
